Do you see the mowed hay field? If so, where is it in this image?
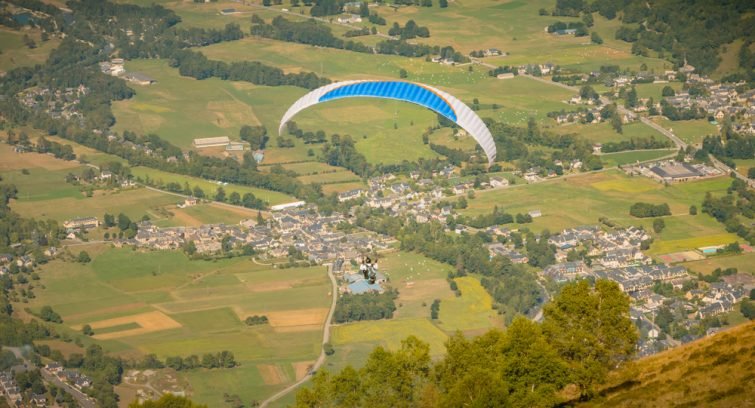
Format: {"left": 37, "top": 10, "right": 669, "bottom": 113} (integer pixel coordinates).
{"left": 460, "top": 170, "right": 740, "bottom": 255}
{"left": 28, "top": 248, "right": 333, "bottom": 405}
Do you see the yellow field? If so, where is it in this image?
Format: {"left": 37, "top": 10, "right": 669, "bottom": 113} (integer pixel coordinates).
{"left": 591, "top": 178, "right": 661, "bottom": 193}
{"left": 648, "top": 233, "right": 742, "bottom": 255}
{"left": 436, "top": 277, "right": 500, "bottom": 332}
{"left": 257, "top": 364, "right": 288, "bottom": 385}
{"left": 76, "top": 311, "right": 183, "bottom": 340}
{"left": 262, "top": 308, "right": 329, "bottom": 331}
{"left": 332, "top": 317, "right": 449, "bottom": 356}
{"left": 0, "top": 143, "right": 80, "bottom": 171}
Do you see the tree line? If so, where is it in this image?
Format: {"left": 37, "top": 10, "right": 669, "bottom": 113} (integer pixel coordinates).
{"left": 629, "top": 202, "right": 671, "bottom": 218}
{"left": 333, "top": 289, "right": 398, "bottom": 323}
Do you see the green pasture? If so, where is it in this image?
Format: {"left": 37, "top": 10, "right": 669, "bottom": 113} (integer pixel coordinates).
{"left": 650, "top": 117, "right": 718, "bottom": 146}
{"left": 130, "top": 166, "right": 295, "bottom": 205}
{"left": 1, "top": 167, "right": 85, "bottom": 202}
{"left": 681, "top": 252, "right": 755, "bottom": 276}
{"left": 11, "top": 186, "right": 179, "bottom": 222}
{"left": 0, "top": 28, "right": 61, "bottom": 72}
{"left": 550, "top": 121, "right": 667, "bottom": 145}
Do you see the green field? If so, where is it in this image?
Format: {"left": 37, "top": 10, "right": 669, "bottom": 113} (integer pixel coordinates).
{"left": 28, "top": 248, "right": 333, "bottom": 406}
{"left": 130, "top": 166, "right": 296, "bottom": 206}
{"left": 681, "top": 252, "right": 755, "bottom": 275}
{"left": 600, "top": 149, "right": 677, "bottom": 168}
{"left": 0, "top": 28, "right": 61, "bottom": 72}
{"left": 650, "top": 117, "right": 719, "bottom": 146}
{"left": 459, "top": 170, "right": 738, "bottom": 254}
{"left": 551, "top": 121, "right": 669, "bottom": 145}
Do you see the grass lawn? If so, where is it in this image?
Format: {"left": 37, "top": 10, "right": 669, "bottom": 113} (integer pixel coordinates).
{"left": 130, "top": 166, "right": 295, "bottom": 206}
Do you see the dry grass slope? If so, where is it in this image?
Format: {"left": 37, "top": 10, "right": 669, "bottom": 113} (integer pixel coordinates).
{"left": 580, "top": 321, "right": 755, "bottom": 408}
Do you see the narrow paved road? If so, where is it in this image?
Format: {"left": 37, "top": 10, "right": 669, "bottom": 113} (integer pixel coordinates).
{"left": 259, "top": 263, "right": 338, "bottom": 408}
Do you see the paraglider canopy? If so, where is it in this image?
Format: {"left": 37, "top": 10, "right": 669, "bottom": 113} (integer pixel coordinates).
{"left": 278, "top": 80, "right": 497, "bottom": 165}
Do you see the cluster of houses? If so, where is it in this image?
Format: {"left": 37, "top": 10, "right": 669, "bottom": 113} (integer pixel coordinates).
{"left": 661, "top": 78, "right": 754, "bottom": 128}
{"left": 128, "top": 205, "right": 391, "bottom": 262}
{"left": 532, "top": 224, "right": 752, "bottom": 352}
{"left": 1, "top": 371, "right": 24, "bottom": 407}
{"left": 99, "top": 58, "right": 156, "bottom": 85}
{"left": 623, "top": 159, "right": 722, "bottom": 184}
{"left": 0, "top": 251, "right": 42, "bottom": 275}
{"left": 16, "top": 85, "right": 89, "bottom": 124}
{"left": 45, "top": 362, "right": 92, "bottom": 391}
{"left": 1, "top": 369, "right": 49, "bottom": 407}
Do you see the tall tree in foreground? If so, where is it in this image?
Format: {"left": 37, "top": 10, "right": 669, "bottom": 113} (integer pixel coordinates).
{"left": 541, "top": 279, "right": 637, "bottom": 397}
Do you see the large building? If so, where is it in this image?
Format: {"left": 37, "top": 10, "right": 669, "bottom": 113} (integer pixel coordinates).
{"left": 649, "top": 162, "right": 703, "bottom": 182}
{"left": 193, "top": 136, "right": 230, "bottom": 149}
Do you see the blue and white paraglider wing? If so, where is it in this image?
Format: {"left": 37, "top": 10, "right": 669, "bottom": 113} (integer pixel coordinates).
{"left": 278, "top": 80, "right": 496, "bottom": 165}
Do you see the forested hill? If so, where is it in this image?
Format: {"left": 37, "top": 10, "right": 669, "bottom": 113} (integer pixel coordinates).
{"left": 552, "top": 0, "right": 754, "bottom": 78}
{"left": 581, "top": 321, "right": 755, "bottom": 408}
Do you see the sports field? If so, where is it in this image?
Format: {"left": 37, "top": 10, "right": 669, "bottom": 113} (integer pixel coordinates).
{"left": 28, "top": 248, "right": 333, "bottom": 406}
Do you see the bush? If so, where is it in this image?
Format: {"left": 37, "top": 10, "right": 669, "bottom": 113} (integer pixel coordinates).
{"left": 244, "top": 315, "right": 269, "bottom": 325}
{"left": 323, "top": 342, "right": 335, "bottom": 355}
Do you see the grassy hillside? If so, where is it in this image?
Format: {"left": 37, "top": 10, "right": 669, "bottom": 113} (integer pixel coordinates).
{"left": 581, "top": 321, "right": 755, "bottom": 408}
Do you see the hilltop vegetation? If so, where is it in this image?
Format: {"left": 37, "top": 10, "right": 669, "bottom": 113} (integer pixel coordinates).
{"left": 581, "top": 321, "right": 755, "bottom": 408}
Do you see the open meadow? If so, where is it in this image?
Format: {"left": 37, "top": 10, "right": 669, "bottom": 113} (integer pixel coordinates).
{"left": 0, "top": 27, "right": 61, "bottom": 72}
{"left": 459, "top": 170, "right": 741, "bottom": 256}
{"left": 28, "top": 248, "right": 333, "bottom": 406}
{"left": 129, "top": 166, "right": 296, "bottom": 206}
{"left": 650, "top": 117, "right": 719, "bottom": 146}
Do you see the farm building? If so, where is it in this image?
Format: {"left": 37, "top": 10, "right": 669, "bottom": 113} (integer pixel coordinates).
{"left": 63, "top": 217, "right": 99, "bottom": 230}
{"left": 271, "top": 201, "right": 306, "bottom": 211}
{"left": 649, "top": 162, "right": 703, "bottom": 181}
{"left": 124, "top": 72, "right": 156, "bottom": 85}
{"left": 193, "top": 136, "right": 230, "bottom": 148}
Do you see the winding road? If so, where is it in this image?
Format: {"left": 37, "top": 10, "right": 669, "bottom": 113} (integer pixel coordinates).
{"left": 259, "top": 263, "right": 338, "bottom": 408}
